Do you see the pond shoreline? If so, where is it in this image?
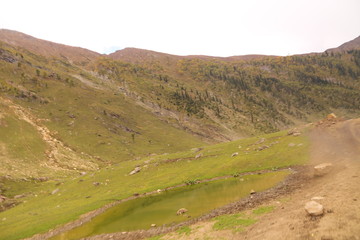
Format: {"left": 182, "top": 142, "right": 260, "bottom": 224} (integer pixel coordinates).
{"left": 27, "top": 166, "right": 308, "bottom": 240}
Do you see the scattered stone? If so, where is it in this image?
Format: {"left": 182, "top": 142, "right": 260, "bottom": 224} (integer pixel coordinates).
{"left": 250, "top": 189, "right": 256, "bottom": 195}
{"left": 93, "top": 182, "right": 100, "bottom": 186}
{"left": 288, "top": 143, "right": 296, "bottom": 147}
{"left": 51, "top": 188, "right": 59, "bottom": 195}
{"left": 255, "top": 138, "right": 265, "bottom": 145}
{"left": 14, "top": 194, "right": 26, "bottom": 199}
{"left": 129, "top": 166, "right": 141, "bottom": 175}
{"left": 326, "top": 209, "right": 334, "bottom": 213}
{"left": 177, "top": 208, "right": 188, "bottom": 215}
{"left": 0, "top": 195, "right": 6, "bottom": 203}
{"left": 326, "top": 113, "right": 337, "bottom": 120}
{"left": 36, "top": 177, "right": 49, "bottom": 182}
{"left": 258, "top": 145, "right": 269, "bottom": 151}
{"left": 191, "top": 148, "right": 203, "bottom": 153}
{"left": 311, "top": 196, "right": 325, "bottom": 201}
{"left": 231, "top": 152, "right": 239, "bottom": 157}
{"left": 79, "top": 172, "right": 87, "bottom": 176}
{"left": 156, "top": 189, "right": 162, "bottom": 193}
{"left": 305, "top": 201, "right": 324, "bottom": 216}
{"left": 150, "top": 224, "right": 156, "bottom": 227}
{"left": 314, "top": 163, "right": 333, "bottom": 177}
{"left": 288, "top": 128, "right": 301, "bottom": 136}
{"left": 195, "top": 153, "right": 203, "bottom": 159}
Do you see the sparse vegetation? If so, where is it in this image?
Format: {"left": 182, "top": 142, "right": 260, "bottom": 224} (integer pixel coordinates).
{"left": 252, "top": 206, "right": 275, "bottom": 215}
{"left": 213, "top": 213, "right": 257, "bottom": 232}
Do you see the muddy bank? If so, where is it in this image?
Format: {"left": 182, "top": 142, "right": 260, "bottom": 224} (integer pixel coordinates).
{"left": 26, "top": 167, "right": 304, "bottom": 240}
{"left": 84, "top": 166, "right": 310, "bottom": 240}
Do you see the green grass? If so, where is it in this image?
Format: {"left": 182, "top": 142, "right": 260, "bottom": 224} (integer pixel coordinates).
{"left": 252, "top": 206, "right": 275, "bottom": 215}
{"left": 212, "top": 205, "right": 275, "bottom": 233}
{"left": 0, "top": 129, "right": 309, "bottom": 240}
{"left": 177, "top": 226, "right": 192, "bottom": 236}
{"left": 213, "top": 213, "right": 257, "bottom": 232}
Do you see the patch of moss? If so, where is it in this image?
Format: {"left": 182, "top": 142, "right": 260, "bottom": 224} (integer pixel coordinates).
{"left": 177, "top": 226, "right": 191, "bottom": 235}
{"left": 213, "top": 213, "right": 257, "bottom": 232}
{"left": 252, "top": 206, "right": 275, "bottom": 215}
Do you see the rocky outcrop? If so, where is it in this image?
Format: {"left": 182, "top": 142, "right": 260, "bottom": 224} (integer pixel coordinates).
{"left": 305, "top": 200, "right": 324, "bottom": 216}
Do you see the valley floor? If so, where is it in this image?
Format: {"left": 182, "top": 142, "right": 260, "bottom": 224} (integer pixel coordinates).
{"left": 159, "top": 119, "right": 360, "bottom": 240}
{"left": 26, "top": 118, "right": 360, "bottom": 240}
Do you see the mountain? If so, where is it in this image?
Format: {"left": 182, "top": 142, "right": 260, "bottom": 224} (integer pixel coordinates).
{"left": 0, "top": 29, "right": 360, "bottom": 240}
{"left": 0, "top": 29, "right": 360, "bottom": 179}
{"left": 0, "top": 29, "right": 101, "bottom": 64}
{"left": 326, "top": 35, "right": 360, "bottom": 52}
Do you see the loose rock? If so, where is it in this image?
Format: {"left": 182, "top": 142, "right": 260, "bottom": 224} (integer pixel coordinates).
{"left": 129, "top": 166, "right": 141, "bottom": 175}
{"left": 231, "top": 152, "right": 239, "bottom": 157}
{"left": 305, "top": 200, "right": 324, "bottom": 216}
{"left": 314, "top": 163, "right": 333, "bottom": 177}
{"left": 51, "top": 188, "right": 59, "bottom": 195}
{"left": 258, "top": 145, "right": 269, "bottom": 151}
{"left": 177, "top": 208, "right": 188, "bottom": 215}
{"left": 195, "top": 153, "right": 203, "bottom": 159}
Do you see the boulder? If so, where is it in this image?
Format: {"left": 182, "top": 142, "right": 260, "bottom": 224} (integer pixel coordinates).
{"left": 314, "top": 163, "right": 333, "bottom": 177}
{"left": 0, "top": 195, "right": 6, "bottom": 203}
{"left": 326, "top": 113, "right": 337, "bottom": 120}
{"left": 231, "top": 152, "right": 239, "bottom": 157}
{"left": 288, "top": 128, "right": 301, "bottom": 136}
{"left": 177, "top": 208, "right": 188, "bottom": 215}
{"left": 51, "top": 188, "right": 59, "bottom": 195}
{"left": 129, "top": 166, "right": 141, "bottom": 175}
{"left": 150, "top": 223, "right": 156, "bottom": 227}
{"left": 250, "top": 189, "right": 256, "bottom": 195}
{"left": 258, "top": 145, "right": 269, "bottom": 151}
{"left": 195, "top": 153, "right": 203, "bottom": 159}
{"left": 305, "top": 201, "right": 324, "bottom": 216}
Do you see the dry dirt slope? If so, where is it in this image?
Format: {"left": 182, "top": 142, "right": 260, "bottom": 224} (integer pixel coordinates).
{"left": 162, "top": 118, "right": 360, "bottom": 240}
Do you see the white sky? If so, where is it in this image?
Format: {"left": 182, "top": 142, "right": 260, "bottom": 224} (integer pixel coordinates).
{"left": 1, "top": 0, "right": 359, "bottom": 57}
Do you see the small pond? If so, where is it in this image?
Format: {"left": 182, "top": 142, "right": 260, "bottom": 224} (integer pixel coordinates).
{"left": 51, "top": 171, "right": 288, "bottom": 239}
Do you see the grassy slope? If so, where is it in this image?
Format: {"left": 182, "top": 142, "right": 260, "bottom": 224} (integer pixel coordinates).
{"left": 0, "top": 42, "right": 205, "bottom": 178}
{"left": 0, "top": 129, "right": 309, "bottom": 240}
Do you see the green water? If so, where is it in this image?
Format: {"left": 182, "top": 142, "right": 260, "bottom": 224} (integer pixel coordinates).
{"left": 51, "top": 171, "right": 288, "bottom": 240}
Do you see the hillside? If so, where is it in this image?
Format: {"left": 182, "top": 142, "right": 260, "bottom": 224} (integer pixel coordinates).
{"left": 1, "top": 30, "right": 360, "bottom": 179}
{"left": 0, "top": 30, "right": 360, "bottom": 240}
{"left": 0, "top": 29, "right": 101, "bottom": 65}
{"left": 326, "top": 35, "right": 360, "bottom": 52}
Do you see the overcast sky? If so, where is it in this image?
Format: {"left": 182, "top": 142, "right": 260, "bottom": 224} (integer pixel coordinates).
{"left": 1, "top": 0, "right": 359, "bottom": 57}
